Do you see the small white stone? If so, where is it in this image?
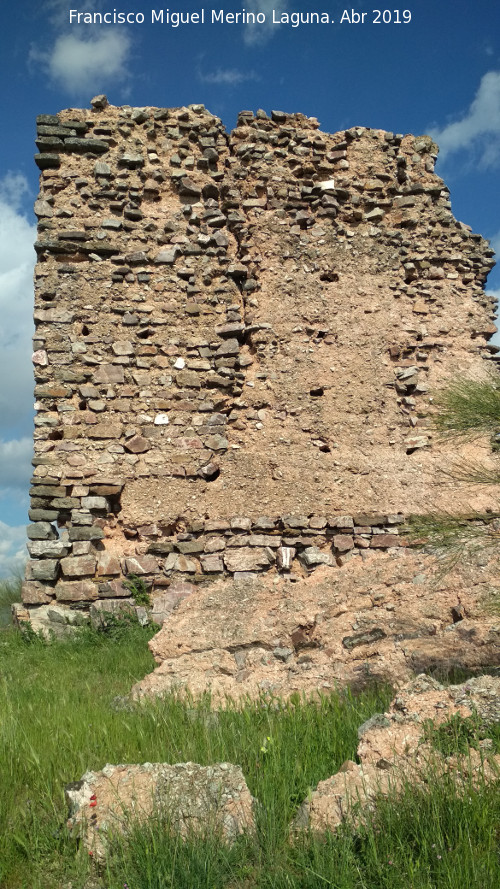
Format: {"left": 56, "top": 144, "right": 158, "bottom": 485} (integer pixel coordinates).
{"left": 174, "top": 357, "right": 185, "bottom": 369}
{"left": 319, "top": 178, "right": 335, "bottom": 192}
{"left": 154, "top": 413, "right": 169, "bottom": 425}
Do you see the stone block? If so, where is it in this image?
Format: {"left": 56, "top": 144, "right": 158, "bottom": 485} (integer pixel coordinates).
{"left": 87, "top": 423, "right": 123, "bottom": 439}
{"left": 300, "top": 547, "right": 335, "bottom": 568}
{"left": 163, "top": 553, "right": 199, "bottom": 573}
{"left": 333, "top": 535, "right": 354, "bottom": 553}
{"left": 93, "top": 364, "right": 124, "bottom": 384}
{"left": 176, "top": 540, "right": 204, "bottom": 554}
{"left": 55, "top": 580, "right": 98, "bottom": 602}
{"left": 223, "top": 547, "right": 273, "bottom": 573}
{"left": 27, "top": 522, "right": 57, "bottom": 540}
{"left": 60, "top": 556, "right": 97, "bottom": 578}
{"left": 27, "top": 540, "right": 69, "bottom": 558}
{"left": 26, "top": 559, "right": 60, "bottom": 582}
{"left": 327, "top": 516, "right": 354, "bottom": 530}
{"left": 66, "top": 762, "right": 256, "bottom": 860}
{"left": 352, "top": 514, "right": 388, "bottom": 527}
{"left": 370, "top": 534, "right": 401, "bottom": 548}
{"left": 22, "top": 581, "right": 53, "bottom": 604}
{"left": 124, "top": 435, "right": 150, "bottom": 453}
{"left": 277, "top": 546, "right": 295, "bottom": 570}
{"left": 81, "top": 496, "right": 107, "bottom": 511}
{"left": 97, "top": 553, "right": 122, "bottom": 576}
{"left": 68, "top": 525, "right": 105, "bottom": 541}
{"left": 151, "top": 582, "right": 195, "bottom": 624}
{"left": 125, "top": 555, "right": 158, "bottom": 575}
{"left": 200, "top": 554, "right": 224, "bottom": 573}
{"left": 230, "top": 517, "right": 252, "bottom": 532}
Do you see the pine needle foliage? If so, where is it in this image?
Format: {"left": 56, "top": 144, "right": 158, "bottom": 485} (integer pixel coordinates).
{"left": 407, "top": 512, "right": 500, "bottom": 571}
{"left": 433, "top": 376, "right": 500, "bottom": 440}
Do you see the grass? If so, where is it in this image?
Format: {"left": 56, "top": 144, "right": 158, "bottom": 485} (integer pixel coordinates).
{"left": 424, "top": 710, "right": 500, "bottom": 757}
{"left": 0, "top": 619, "right": 498, "bottom": 889}
{"left": 406, "top": 513, "right": 500, "bottom": 596}
{"left": 108, "top": 774, "right": 500, "bottom": 889}
{"left": 0, "top": 576, "right": 22, "bottom": 627}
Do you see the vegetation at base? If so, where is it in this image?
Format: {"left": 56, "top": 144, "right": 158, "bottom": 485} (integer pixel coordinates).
{"left": 0, "top": 620, "right": 498, "bottom": 888}
{"left": 0, "top": 621, "right": 389, "bottom": 888}
{"left": 407, "top": 511, "right": 500, "bottom": 571}
{"left": 424, "top": 710, "right": 500, "bottom": 757}
{"left": 0, "top": 575, "right": 22, "bottom": 626}
{"left": 104, "top": 772, "right": 500, "bottom": 889}
{"left": 123, "top": 573, "right": 152, "bottom": 607}
{"left": 407, "top": 373, "right": 500, "bottom": 585}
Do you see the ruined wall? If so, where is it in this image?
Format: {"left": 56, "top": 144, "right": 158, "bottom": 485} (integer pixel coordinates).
{"left": 21, "top": 97, "right": 497, "bottom": 624}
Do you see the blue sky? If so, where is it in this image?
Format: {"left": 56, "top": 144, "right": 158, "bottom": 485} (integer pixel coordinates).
{"left": 0, "top": 0, "right": 499, "bottom": 574}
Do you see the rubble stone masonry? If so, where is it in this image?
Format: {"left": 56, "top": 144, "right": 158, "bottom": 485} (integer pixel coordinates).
{"left": 21, "top": 97, "right": 497, "bottom": 627}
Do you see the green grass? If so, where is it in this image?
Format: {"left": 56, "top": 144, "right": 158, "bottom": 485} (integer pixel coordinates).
{"left": 103, "top": 768, "right": 500, "bottom": 889}
{"left": 0, "top": 621, "right": 498, "bottom": 889}
{"left": 424, "top": 710, "right": 500, "bottom": 757}
{"left": 0, "top": 576, "right": 22, "bottom": 627}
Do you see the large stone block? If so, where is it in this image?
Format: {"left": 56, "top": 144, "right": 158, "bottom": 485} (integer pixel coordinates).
{"left": 223, "top": 547, "right": 273, "bottom": 573}
{"left": 22, "top": 581, "right": 53, "bottom": 604}
{"left": 55, "top": 580, "right": 98, "bottom": 602}
{"left": 66, "top": 762, "right": 256, "bottom": 859}
{"left": 60, "top": 556, "right": 97, "bottom": 578}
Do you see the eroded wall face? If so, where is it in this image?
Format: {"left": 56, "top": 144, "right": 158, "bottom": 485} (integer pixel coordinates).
{"left": 22, "top": 101, "right": 496, "bottom": 616}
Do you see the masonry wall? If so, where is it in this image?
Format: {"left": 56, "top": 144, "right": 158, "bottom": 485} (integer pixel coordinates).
{"left": 21, "top": 98, "right": 497, "bottom": 624}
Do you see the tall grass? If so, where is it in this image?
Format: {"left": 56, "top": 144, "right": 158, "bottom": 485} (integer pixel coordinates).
{"left": 0, "top": 622, "right": 498, "bottom": 889}
{"left": 0, "top": 623, "right": 390, "bottom": 888}
{"left": 103, "top": 766, "right": 500, "bottom": 889}
{"left": 0, "top": 575, "right": 22, "bottom": 626}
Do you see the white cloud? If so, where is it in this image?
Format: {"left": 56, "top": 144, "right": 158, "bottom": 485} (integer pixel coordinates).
{"left": 430, "top": 71, "right": 500, "bottom": 166}
{"left": 0, "top": 522, "right": 27, "bottom": 579}
{"left": 488, "top": 229, "right": 500, "bottom": 259}
{"left": 199, "top": 67, "right": 260, "bottom": 86}
{"left": 243, "top": 0, "right": 289, "bottom": 46}
{"left": 0, "top": 439, "right": 33, "bottom": 493}
{"left": 0, "top": 175, "right": 36, "bottom": 433}
{"left": 30, "top": 30, "right": 132, "bottom": 95}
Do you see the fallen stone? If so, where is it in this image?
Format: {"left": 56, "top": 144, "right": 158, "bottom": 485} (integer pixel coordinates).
{"left": 295, "top": 674, "right": 500, "bottom": 835}
{"left": 66, "top": 761, "right": 256, "bottom": 858}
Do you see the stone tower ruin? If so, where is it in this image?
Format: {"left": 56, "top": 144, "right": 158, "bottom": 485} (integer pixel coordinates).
{"left": 20, "top": 98, "right": 497, "bottom": 634}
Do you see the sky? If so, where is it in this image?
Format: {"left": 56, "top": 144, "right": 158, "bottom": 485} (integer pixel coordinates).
{"left": 0, "top": 0, "right": 499, "bottom": 576}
